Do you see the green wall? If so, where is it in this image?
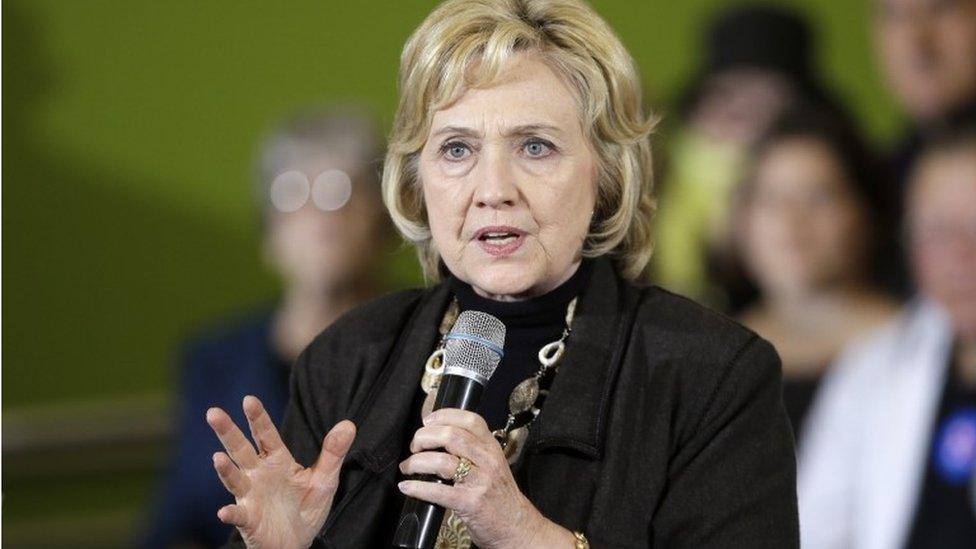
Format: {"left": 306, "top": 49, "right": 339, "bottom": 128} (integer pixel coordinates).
{"left": 3, "top": 0, "right": 902, "bottom": 408}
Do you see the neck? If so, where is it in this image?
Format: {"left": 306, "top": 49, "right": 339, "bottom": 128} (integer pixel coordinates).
{"left": 271, "top": 277, "right": 377, "bottom": 360}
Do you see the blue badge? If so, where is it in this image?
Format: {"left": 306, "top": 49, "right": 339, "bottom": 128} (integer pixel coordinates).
{"left": 934, "top": 407, "right": 976, "bottom": 485}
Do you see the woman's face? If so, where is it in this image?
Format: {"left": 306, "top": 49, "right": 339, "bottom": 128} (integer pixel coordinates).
{"left": 265, "top": 154, "right": 388, "bottom": 288}
{"left": 908, "top": 147, "right": 976, "bottom": 338}
{"left": 740, "top": 137, "right": 869, "bottom": 296}
{"left": 417, "top": 52, "right": 597, "bottom": 300}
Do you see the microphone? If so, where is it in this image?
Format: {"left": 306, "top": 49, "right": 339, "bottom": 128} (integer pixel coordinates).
{"left": 392, "top": 310, "right": 506, "bottom": 549}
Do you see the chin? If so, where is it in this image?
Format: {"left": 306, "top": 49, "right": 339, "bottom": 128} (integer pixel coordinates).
{"left": 469, "top": 262, "right": 539, "bottom": 299}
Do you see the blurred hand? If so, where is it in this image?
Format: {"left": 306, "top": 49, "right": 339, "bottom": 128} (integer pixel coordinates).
{"left": 206, "top": 395, "right": 356, "bottom": 549}
{"left": 397, "top": 408, "right": 572, "bottom": 549}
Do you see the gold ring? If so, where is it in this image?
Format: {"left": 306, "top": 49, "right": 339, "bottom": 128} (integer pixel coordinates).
{"left": 452, "top": 456, "right": 472, "bottom": 484}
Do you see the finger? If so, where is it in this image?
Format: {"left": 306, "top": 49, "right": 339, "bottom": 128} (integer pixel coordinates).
{"left": 242, "top": 395, "right": 286, "bottom": 456}
{"left": 399, "top": 451, "right": 460, "bottom": 481}
{"left": 424, "top": 408, "right": 492, "bottom": 437}
{"left": 398, "top": 480, "right": 465, "bottom": 512}
{"left": 410, "top": 425, "right": 489, "bottom": 465}
{"left": 217, "top": 504, "right": 248, "bottom": 527}
{"left": 206, "top": 407, "right": 259, "bottom": 469}
{"left": 311, "top": 420, "right": 357, "bottom": 487}
{"left": 213, "top": 452, "right": 250, "bottom": 497}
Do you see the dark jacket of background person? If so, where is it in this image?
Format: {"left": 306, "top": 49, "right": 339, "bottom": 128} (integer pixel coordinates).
{"left": 147, "top": 308, "right": 291, "bottom": 548}
{"left": 223, "top": 258, "right": 799, "bottom": 548}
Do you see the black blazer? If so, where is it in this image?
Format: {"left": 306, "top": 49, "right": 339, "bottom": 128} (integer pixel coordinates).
{"left": 225, "top": 258, "right": 799, "bottom": 548}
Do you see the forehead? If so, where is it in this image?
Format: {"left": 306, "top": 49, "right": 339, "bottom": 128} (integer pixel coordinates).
{"left": 758, "top": 138, "right": 840, "bottom": 175}
{"left": 428, "top": 53, "right": 582, "bottom": 134}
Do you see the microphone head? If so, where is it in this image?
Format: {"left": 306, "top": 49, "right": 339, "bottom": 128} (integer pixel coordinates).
{"left": 443, "top": 310, "right": 506, "bottom": 385}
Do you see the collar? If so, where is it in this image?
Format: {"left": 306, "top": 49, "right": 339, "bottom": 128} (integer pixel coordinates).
{"left": 345, "top": 256, "right": 641, "bottom": 472}
{"left": 448, "top": 260, "right": 593, "bottom": 327}
{"left": 527, "top": 257, "right": 642, "bottom": 458}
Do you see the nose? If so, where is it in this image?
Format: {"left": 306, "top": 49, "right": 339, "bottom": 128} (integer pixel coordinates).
{"left": 474, "top": 149, "right": 518, "bottom": 209}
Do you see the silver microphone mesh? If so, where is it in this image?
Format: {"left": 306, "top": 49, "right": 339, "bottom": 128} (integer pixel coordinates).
{"left": 443, "top": 310, "right": 506, "bottom": 385}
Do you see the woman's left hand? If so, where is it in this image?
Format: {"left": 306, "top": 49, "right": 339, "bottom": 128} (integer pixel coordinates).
{"left": 398, "top": 408, "right": 574, "bottom": 549}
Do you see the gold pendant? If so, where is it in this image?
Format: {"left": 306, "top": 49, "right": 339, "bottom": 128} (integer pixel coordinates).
{"left": 435, "top": 509, "right": 472, "bottom": 549}
{"left": 502, "top": 425, "right": 529, "bottom": 463}
{"left": 421, "top": 349, "right": 445, "bottom": 394}
{"left": 508, "top": 377, "right": 539, "bottom": 414}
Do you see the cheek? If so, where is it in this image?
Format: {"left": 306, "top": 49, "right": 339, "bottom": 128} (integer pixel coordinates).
{"left": 745, "top": 214, "right": 777, "bottom": 261}
{"left": 814, "top": 206, "right": 862, "bottom": 256}
{"left": 425, "top": 203, "right": 456, "bottom": 248}
{"left": 912, "top": 246, "right": 945, "bottom": 290}
{"left": 421, "top": 184, "right": 467, "bottom": 262}
{"left": 551, "top": 187, "right": 595, "bottom": 239}
{"left": 529, "top": 161, "right": 596, "bottom": 228}
{"left": 750, "top": 209, "right": 789, "bottom": 248}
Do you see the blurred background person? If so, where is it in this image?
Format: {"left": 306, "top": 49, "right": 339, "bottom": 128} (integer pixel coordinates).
{"left": 143, "top": 107, "right": 392, "bottom": 548}
{"left": 653, "top": 4, "right": 847, "bottom": 307}
{"left": 872, "top": 0, "right": 976, "bottom": 292}
{"left": 731, "top": 107, "right": 900, "bottom": 441}
{"left": 798, "top": 129, "right": 976, "bottom": 549}
{"left": 875, "top": 0, "right": 976, "bottom": 187}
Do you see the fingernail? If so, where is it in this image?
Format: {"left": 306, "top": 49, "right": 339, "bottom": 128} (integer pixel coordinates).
{"left": 398, "top": 481, "right": 408, "bottom": 492}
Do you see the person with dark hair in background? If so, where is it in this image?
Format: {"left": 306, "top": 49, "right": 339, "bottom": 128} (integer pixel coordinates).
{"left": 871, "top": 0, "right": 976, "bottom": 293}
{"left": 653, "top": 4, "right": 848, "bottom": 307}
{"left": 798, "top": 129, "right": 976, "bottom": 549}
{"left": 144, "top": 107, "right": 392, "bottom": 548}
{"left": 730, "top": 106, "right": 900, "bottom": 441}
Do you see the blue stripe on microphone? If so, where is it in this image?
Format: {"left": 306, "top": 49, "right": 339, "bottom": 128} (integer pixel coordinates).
{"left": 443, "top": 333, "right": 505, "bottom": 358}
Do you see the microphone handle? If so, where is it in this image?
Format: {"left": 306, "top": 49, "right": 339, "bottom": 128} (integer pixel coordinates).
{"left": 391, "top": 374, "right": 484, "bottom": 549}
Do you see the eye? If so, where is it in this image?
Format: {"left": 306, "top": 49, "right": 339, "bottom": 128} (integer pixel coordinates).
{"left": 522, "top": 139, "right": 554, "bottom": 158}
{"left": 440, "top": 141, "right": 472, "bottom": 161}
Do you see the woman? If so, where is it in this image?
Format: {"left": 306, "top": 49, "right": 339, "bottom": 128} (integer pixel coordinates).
{"left": 205, "top": 1, "right": 799, "bottom": 547}
{"left": 145, "top": 107, "right": 391, "bottom": 549}
{"left": 731, "top": 108, "right": 900, "bottom": 439}
{"left": 652, "top": 5, "right": 848, "bottom": 307}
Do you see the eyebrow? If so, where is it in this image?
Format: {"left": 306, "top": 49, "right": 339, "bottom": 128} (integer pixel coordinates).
{"left": 430, "top": 123, "right": 565, "bottom": 139}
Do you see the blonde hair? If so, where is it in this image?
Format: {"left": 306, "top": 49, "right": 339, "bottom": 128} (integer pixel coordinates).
{"left": 382, "top": 0, "right": 657, "bottom": 282}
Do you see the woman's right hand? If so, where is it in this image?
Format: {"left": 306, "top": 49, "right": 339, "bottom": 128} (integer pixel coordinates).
{"left": 206, "top": 395, "right": 356, "bottom": 549}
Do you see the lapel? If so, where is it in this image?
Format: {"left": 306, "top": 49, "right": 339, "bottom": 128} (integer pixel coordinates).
{"left": 527, "top": 257, "right": 641, "bottom": 459}
{"left": 344, "top": 282, "right": 453, "bottom": 473}
{"left": 319, "top": 283, "right": 452, "bottom": 542}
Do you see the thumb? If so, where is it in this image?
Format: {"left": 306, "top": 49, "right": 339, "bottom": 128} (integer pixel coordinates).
{"left": 315, "top": 420, "right": 357, "bottom": 475}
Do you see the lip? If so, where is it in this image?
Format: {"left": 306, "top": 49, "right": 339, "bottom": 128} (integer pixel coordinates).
{"left": 473, "top": 225, "right": 527, "bottom": 257}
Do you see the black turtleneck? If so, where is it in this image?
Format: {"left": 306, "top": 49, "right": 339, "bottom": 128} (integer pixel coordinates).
{"left": 447, "top": 260, "right": 592, "bottom": 431}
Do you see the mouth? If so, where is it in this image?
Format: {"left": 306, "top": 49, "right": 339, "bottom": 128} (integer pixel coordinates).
{"left": 473, "top": 226, "right": 527, "bottom": 256}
